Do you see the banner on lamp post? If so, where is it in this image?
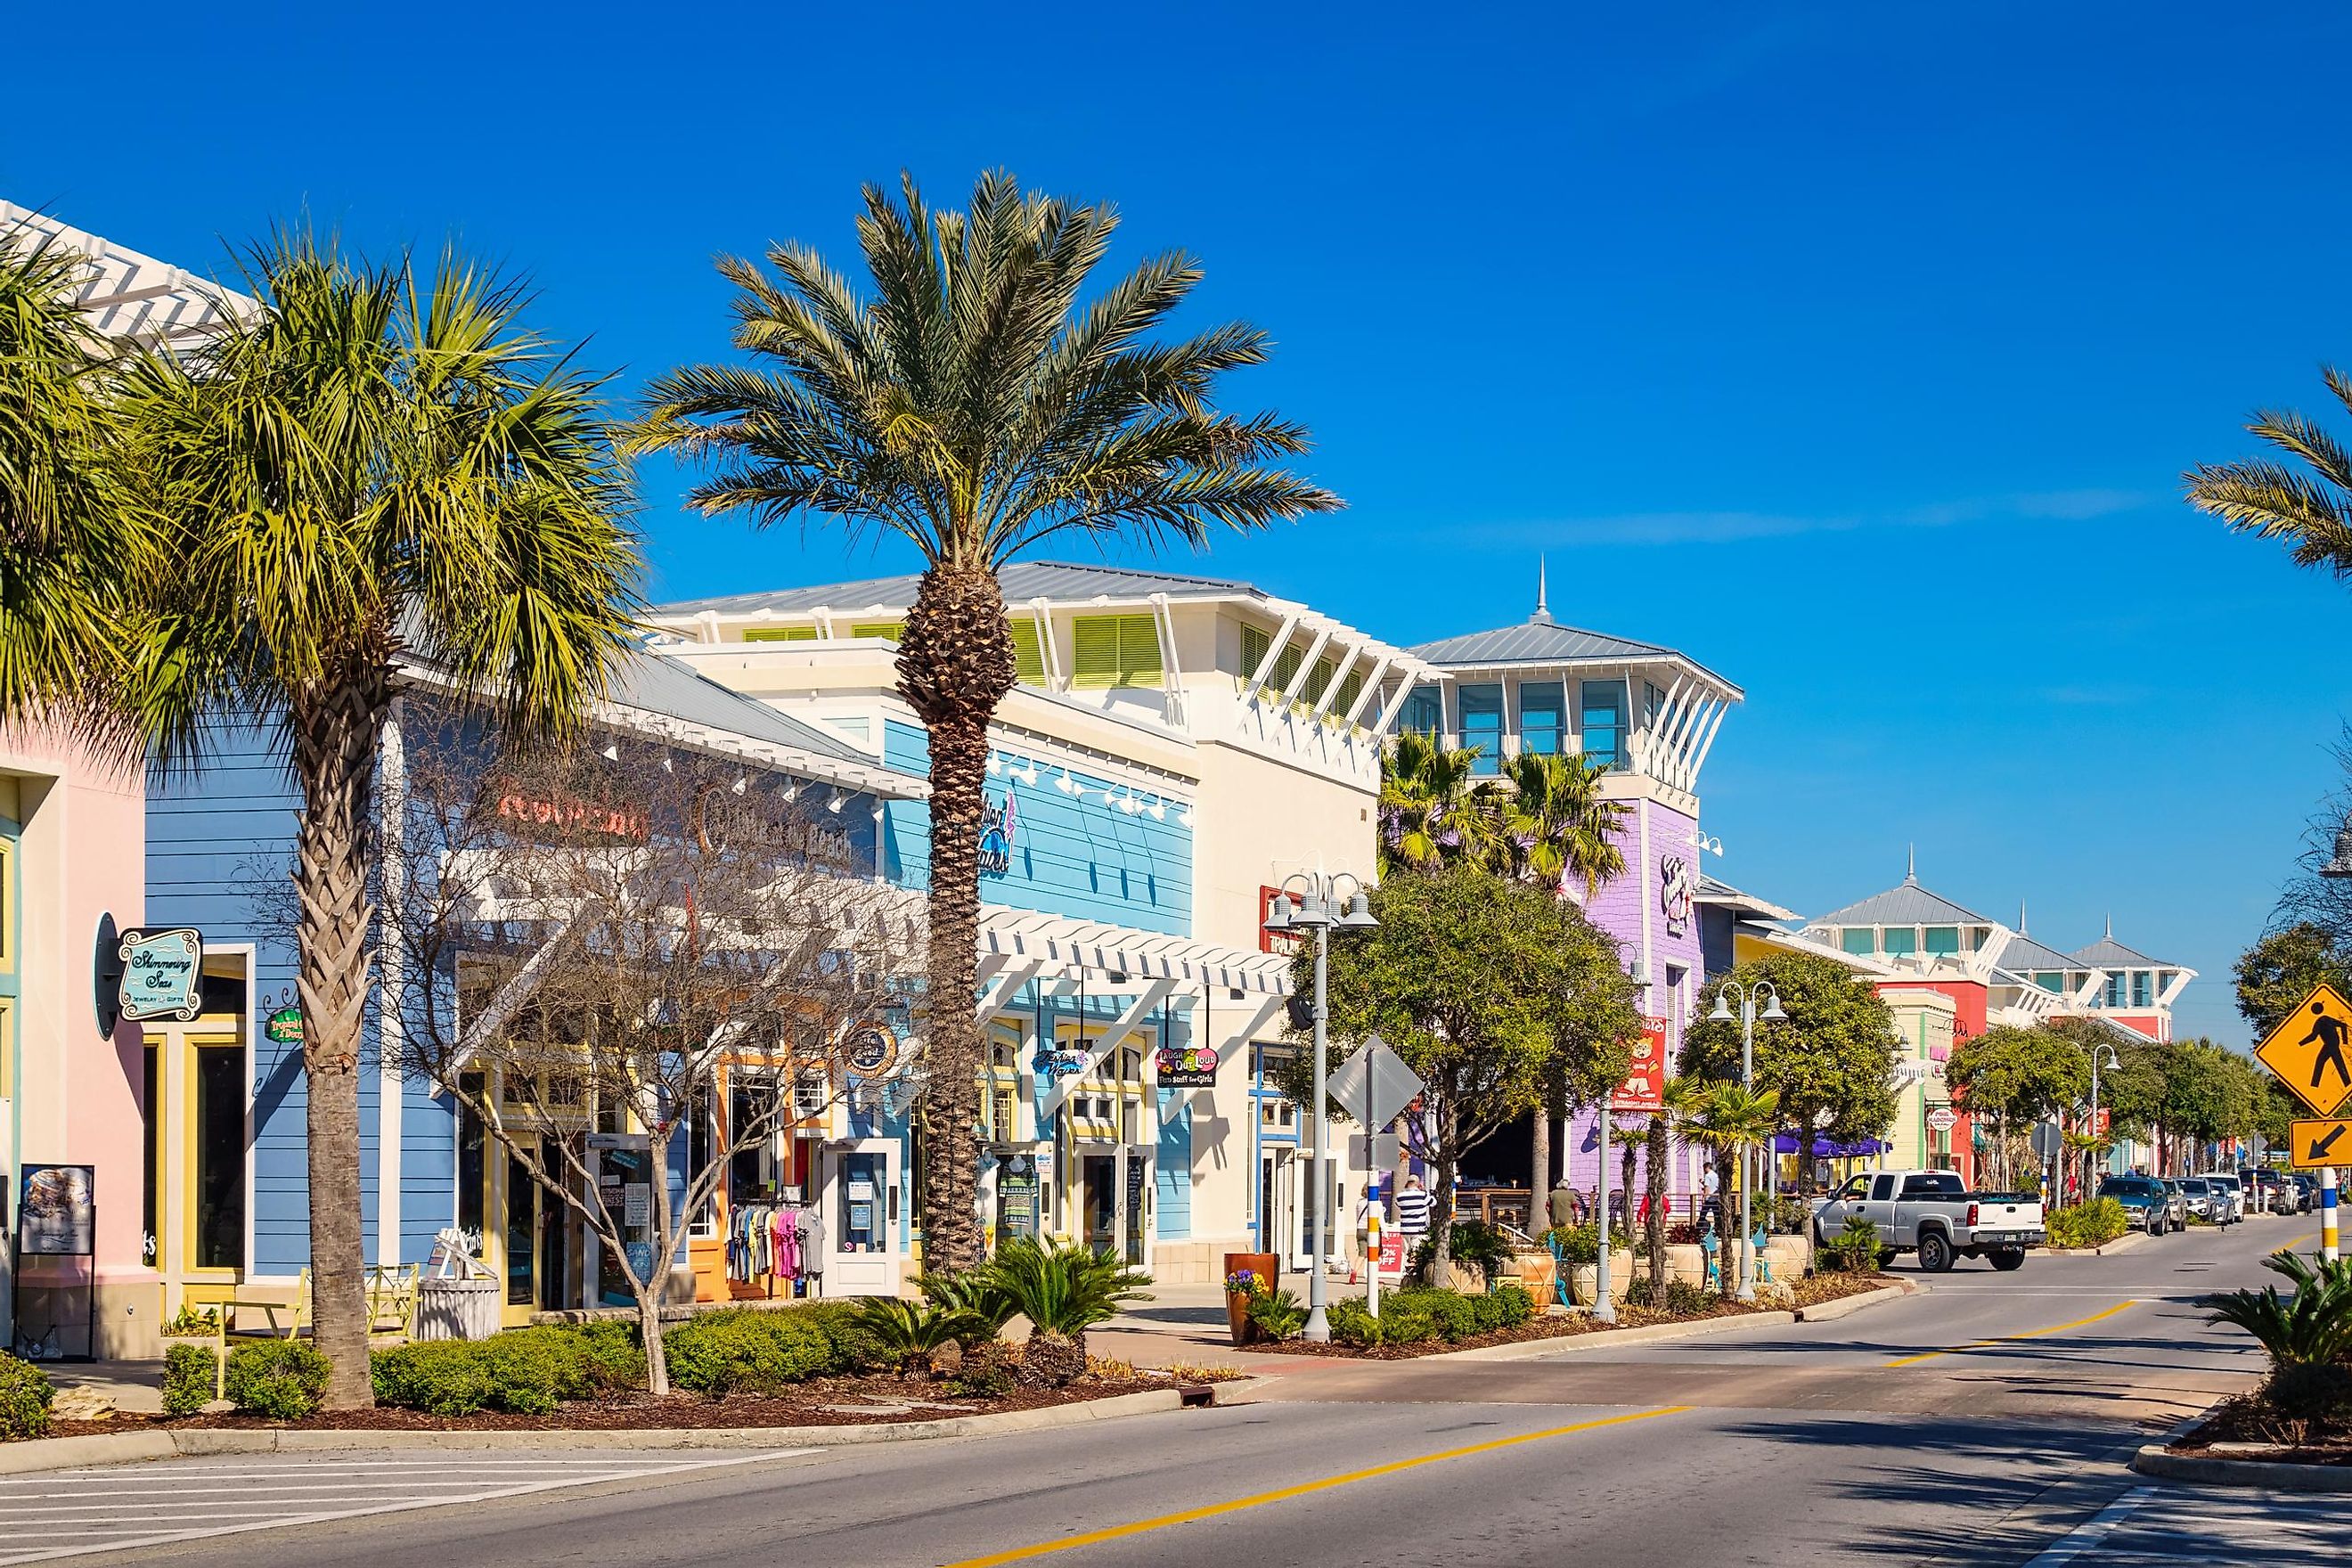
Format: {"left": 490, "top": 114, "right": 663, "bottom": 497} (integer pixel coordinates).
{"left": 1610, "top": 1018, "right": 1669, "bottom": 1113}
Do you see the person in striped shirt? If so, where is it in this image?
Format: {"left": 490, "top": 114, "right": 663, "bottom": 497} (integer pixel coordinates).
{"left": 1394, "top": 1175, "right": 1433, "bottom": 1242}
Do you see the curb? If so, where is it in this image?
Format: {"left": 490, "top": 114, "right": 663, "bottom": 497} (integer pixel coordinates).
{"left": 2045, "top": 1230, "right": 2152, "bottom": 1258}
{"left": 0, "top": 1388, "right": 1187, "bottom": 1475}
{"left": 2130, "top": 1443, "right": 2352, "bottom": 1492}
{"left": 1415, "top": 1310, "right": 1801, "bottom": 1363}
{"left": 1793, "top": 1279, "right": 1918, "bottom": 1323}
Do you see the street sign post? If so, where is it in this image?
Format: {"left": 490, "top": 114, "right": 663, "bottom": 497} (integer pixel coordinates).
{"left": 2254, "top": 982, "right": 2352, "bottom": 1116}
{"left": 1327, "top": 1033, "right": 1425, "bottom": 1134}
{"left": 2290, "top": 1118, "right": 2352, "bottom": 1171}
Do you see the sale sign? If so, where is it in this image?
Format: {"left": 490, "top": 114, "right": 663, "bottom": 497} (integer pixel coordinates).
{"left": 1611, "top": 1018, "right": 1670, "bottom": 1113}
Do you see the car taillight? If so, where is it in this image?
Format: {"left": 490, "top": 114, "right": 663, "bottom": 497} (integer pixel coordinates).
{"left": 1967, "top": 1202, "right": 1980, "bottom": 1227}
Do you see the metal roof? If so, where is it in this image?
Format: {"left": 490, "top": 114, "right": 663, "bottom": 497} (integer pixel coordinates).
{"left": 1696, "top": 874, "right": 1798, "bottom": 923}
{"left": 1995, "top": 930, "right": 2078, "bottom": 974}
{"left": 608, "top": 649, "right": 894, "bottom": 772}
{"left": 2070, "top": 933, "right": 2173, "bottom": 968}
{"left": 657, "top": 560, "right": 1267, "bottom": 619}
{"left": 1807, "top": 876, "right": 1997, "bottom": 929}
{"left": 2, "top": 201, "right": 256, "bottom": 352}
{"left": 1408, "top": 613, "right": 1742, "bottom": 696}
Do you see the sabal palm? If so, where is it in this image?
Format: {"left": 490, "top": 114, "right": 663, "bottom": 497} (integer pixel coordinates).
{"left": 0, "top": 225, "right": 155, "bottom": 729}
{"left": 2185, "top": 366, "right": 2352, "bottom": 581}
{"left": 1482, "top": 749, "right": 1627, "bottom": 896}
{"left": 633, "top": 172, "right": 1337, "bottom": 1270}
{"left": 1685, "top": 1082, "right": 1780, "bottom": 1297}
{"left": 116, "top": 235, "right": 641, "bottom": 1406}
{"left": 1380, "top": 730, "right": 1495, "bottom": 873}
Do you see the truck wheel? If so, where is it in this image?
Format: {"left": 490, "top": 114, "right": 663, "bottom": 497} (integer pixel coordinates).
{"left": 1918, "top": 1232, "right": 1955, "bottom": 1272}
{"left": 1876, "top": 1249, "right": 1899, "bottom": 1270}
{"left": 1990, "top": 1249, "right": 2025, "bottom": 1271}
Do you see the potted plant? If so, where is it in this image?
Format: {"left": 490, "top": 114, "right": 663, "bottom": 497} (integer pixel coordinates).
{"left": 1221, "top": 1253, "right": 1278, "bottom": 1345}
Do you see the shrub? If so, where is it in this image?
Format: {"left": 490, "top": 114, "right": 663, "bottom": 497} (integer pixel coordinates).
{"left": 1546, "top": 1222, "right": 1632, "bottom": 1269}
{"left": 980, "top": 1238, "right": 1150, "bottom": 1338}
{"left": 1818, "top": 1215, "right": 1882, "bottom": 1273}
{"left": 562, "top": 1319, "right": 649, "bottom": 1396}
{"left": 2047, "top": 1200, "right": 2131, "bottom": 1250}
{"left": 2262, "top": 1361, "right": 2352, "bottom": 1425}
{"left": 1492, "top": 1283, "right": 1535, "bottom": 1327}
{"left": 163, "top": 1343, "right": 217, "bottom": 1417}
{"left": 1327, "top": 1296, "right": 1381, "bottom": 1347}
{"left": 796, "top": 1300, "right": 896, "bottom": 1373}
{"left": 370, "top": 1325, "right": 648, "bottom": 1417}
{"left": 1379, "top": 1303, "right": 1438, "bottom": 1344}
{"left": 1444, "top": 1220, "right": 1516, "bottom": 1286}
{"left": 160, "top": 1303, "right": 220, "bottom": 1338}
{"left": 944, "top": 1340, "right": 1017, "bottom": 1398}
{"left": 1245, "top": 1286, "right": 1309, "bottom": 1342}
{"left": 223, "top": 1340, "right": 330, "bottom": 1420}
{"left": 1385, "top": 1287, "right": 1505, "bottom": 1342}
{"left": 0, "top": 1353, "right": 53, "bottom": 1440}
{"left": 663, "top": 1309, "right": 833, "bottom": 1397}
{"left": 1626, "top": 1277, "right": 1716, "bottom": 1315}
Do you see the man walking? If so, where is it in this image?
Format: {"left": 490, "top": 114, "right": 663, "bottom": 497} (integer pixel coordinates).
{"left": 1395, "top": 1175, "right": 1433, "bottom": 1253}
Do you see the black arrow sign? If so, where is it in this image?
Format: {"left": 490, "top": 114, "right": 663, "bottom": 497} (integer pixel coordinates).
{"left": 2309, "top": 1123, "right": 2348, "bottom": 1161}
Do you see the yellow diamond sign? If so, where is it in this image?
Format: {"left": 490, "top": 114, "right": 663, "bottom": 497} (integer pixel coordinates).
{"left": 2256, "top": 982, "right": 2352, "bottom": 1116}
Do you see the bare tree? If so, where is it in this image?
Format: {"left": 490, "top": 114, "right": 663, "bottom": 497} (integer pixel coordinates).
{"left": 380, "top": 703, "right": 924, "bottom": 1391}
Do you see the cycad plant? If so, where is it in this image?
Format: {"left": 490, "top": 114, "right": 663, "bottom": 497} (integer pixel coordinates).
{"left": 2198, "top": 1249, "right": 2352, "bottom": 1369}
{"left": 980, "top": 1236, "right": 1150, "bottom": 1386}
{"left": 114, "top": 234, "right": 641, "bottom": 1406}
{"left": 918, "top": 1268, "right": 1018, "bottom": 1338}
{"left": 2185, "top": 367, "right": 2352, "bottom": 584}
{"left": 635, "top": 172, "right": 1338, "bottom": 1271}
{"left": 852, "top": 1297, "right": 991, "bottom": 1375}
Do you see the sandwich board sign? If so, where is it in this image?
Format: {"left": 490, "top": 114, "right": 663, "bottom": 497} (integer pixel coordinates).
{"left": 2254, "top": 982, "right": 2352, "bottom": 1117}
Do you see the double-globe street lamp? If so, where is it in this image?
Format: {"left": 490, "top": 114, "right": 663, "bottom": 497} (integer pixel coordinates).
{"left": 2085, "top": 1040, "right": 2121, "bottom": 1205}
{"left": 1263, "top": 871, "right": 1378, "bottom": 1343}
{"left": 1706, "top": 979, "right": 1786, "bottom": 1303}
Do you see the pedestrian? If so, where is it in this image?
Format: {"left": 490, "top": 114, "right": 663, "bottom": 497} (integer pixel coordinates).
{"left": 1701, "top": 1162, "right": 1721, "bottom": 1229}
{"left": 1548, "top": 1171, "right": 1579, "bottom": 1231}
{"left": 1395, "top": 1174, "right": 1433, "bottom": 1248}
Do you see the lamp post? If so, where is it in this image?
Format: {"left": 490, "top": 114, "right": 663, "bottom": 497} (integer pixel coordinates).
{"left": 1707, "top": 979, "right": 1786, "bottom": 1303}
{"left": 1263, "top": 871, "right": 1379, "bottom": 1343}
{"left": 2086, "top": 1041, "right": 2120, "bottom": 1206}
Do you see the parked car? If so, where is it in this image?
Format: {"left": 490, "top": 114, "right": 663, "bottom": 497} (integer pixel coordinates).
{"left": 2289, "top": 1172, "right": 2320, "bottom": 1213}
{"left": 2242, "top": 1167, "right": 2296, "bottom": 1213}
{"left": 1811, "top": 1169, "right": 2045, "bottom": 1272}
{"left": 2156, "top": 1179, "right": 2191, "bottom": 1229}
{"left": 2178, "top": 1177, "right": 2222, "bottom": 1223}
{"left": 2098, "top": 1175, "right": 2175, "bottom": 1235}
{"left": 2193, "top": 1171, "right": 2245, "bottom": 1224}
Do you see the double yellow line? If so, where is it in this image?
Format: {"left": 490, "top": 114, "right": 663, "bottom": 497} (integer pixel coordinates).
{"left": 1885, "top": 1299, "right": 2139, "bottom": 1368}
{"left": 941, "top": 1405, "right": 1691, "bottom": 1567}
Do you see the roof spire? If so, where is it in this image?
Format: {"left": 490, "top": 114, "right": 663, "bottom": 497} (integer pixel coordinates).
{"left": 2017, "top": 897, "right": 2027, "bottom": 935}
{"left": 1905, "top": 843, "right": 1916, "bottom": 885}
{"left": 2103, "top": 911, "right": 2113, "bottom": 940}
{"left": 1532, "top": 555, "right": 1552, "bottom": 625}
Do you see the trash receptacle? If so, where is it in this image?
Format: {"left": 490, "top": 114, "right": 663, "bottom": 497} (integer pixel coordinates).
{"left": 413, "top": 1278, "right": 500, "bottom": 1341}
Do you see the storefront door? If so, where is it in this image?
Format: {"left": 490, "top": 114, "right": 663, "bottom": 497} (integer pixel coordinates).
{"left": 824, "top": 1139, "right": 900, "bottom": 1297}
{"left": 1259, "top": 1147, "right": 1296, "bottom": 1262}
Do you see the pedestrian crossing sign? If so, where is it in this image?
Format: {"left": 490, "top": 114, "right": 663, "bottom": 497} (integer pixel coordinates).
{"left": 2255, "top": 982, "right": 2352, "bottom": 1116}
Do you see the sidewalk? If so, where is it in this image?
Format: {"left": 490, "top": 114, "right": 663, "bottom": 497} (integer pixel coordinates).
{"left": 1093, "top": 1271, "right": 1411, "bottom": 1376}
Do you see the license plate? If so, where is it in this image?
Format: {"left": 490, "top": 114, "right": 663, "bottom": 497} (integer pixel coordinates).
{"left": 1980, "top": 1230, "right": 2025, "bottom": 1243}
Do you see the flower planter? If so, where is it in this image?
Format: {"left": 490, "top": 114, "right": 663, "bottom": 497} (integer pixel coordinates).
{"left": 1222, "top": 1252, "right": 1278, "bottom": 1347}
{"left": 1664, "top": 1244, "right": 1708, "bottom": 1287}
{"left": 1568, "top": 1248, "right": 1635, "bottom": 1305}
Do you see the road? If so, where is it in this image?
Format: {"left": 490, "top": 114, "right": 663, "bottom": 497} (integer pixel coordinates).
{"left": 40, "top": 1217, "right": 2349, "bottom": 1567}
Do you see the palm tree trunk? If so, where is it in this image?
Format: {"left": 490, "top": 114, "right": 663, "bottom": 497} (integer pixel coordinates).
{"left": 1530, "top": 1089, "right": 1551, "bottom": 1231}
{"left": 290, "top": 670, "right": 392, "bottom": 1410}
{"left": 898, "top": 565, "right": 1016, "bottom": 1277}
{"left": 1645, "top": 1117, "right": 1668, "bottom": 1295}
{"left": 1714, "top": 1150, "right": 1737, "bottom": 1301}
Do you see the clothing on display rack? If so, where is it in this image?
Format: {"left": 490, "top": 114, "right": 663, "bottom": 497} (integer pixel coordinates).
{"left": 726, "top": 1202, "right": 818, "bottom": 1296}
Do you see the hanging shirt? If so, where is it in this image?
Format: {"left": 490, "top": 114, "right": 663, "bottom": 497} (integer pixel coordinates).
{"left": 772, "top": 1208, "right": 798, "bottom": 1279}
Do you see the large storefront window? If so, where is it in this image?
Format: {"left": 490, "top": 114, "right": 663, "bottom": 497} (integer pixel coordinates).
{"left": 192, "top": 1043, "right": 245, "bottom": 1270}
{"left": 1459, "top": 685, "right": 1502, "bottom": 774}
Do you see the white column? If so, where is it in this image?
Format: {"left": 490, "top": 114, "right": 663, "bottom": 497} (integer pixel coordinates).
{"left": 375, "top": 700, "right": 406, "bottom": 1268}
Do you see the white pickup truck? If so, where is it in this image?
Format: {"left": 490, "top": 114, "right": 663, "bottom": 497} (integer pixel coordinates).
{"left": 1812, "top": 1169, "right": 2046, "bottom": 1272}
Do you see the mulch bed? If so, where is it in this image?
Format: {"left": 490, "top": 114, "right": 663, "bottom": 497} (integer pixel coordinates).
{"left": 1246, "top": 1272, "right": 1893, "bottom": 1360}
{"left": 27, "top": 1371, "right": 1173, "bottom": 1441}
{"left": 2172, "top": 1394, "right": 2352, "bottom": 1466}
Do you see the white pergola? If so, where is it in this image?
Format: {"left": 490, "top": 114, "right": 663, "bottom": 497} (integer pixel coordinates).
{"left": 2, "top": 201, "right": 257, "bottom": 351}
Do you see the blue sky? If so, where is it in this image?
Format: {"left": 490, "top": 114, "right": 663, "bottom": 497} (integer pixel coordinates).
{"left": 12, "top": 3, "right": 2350, "bottom": 1041}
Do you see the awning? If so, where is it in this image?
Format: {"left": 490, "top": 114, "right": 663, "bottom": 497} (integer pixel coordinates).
{"left": 1773, "top": 1133, "right": 1891, "bottom": 1158}
{"left": 976, "top": 906, "right": 1293, "bottom": 998}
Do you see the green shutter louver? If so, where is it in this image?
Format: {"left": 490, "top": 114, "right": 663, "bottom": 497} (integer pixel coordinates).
{"left": 1010, "top": 619, "right": 1047, "bottom": 684}
{"left": 1070, "top": 614, "right": 1163, "bottom": 689}
{"left": 849, "top": 621, "right": 905, "bottom": 642}
{"left": 744, "top": 625, "right": 819, "bottom": 642}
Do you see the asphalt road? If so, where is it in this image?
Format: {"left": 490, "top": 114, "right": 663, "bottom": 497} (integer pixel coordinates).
{"left": 58, "top": 1216, "right": 2348, "bottom": 1567}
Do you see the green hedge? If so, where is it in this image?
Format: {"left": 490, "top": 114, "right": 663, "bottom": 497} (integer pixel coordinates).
{"left": 661, "top": 1309, "right": 835, "bottom": 1397}
{"left": 224, "top": 1341, "right": 331, "bottom": 1420}
{"left": 0, "top": 1353, "right": 53, "bottom": 1440}
{"left": 163, "top": 1343, "right": 217, "bottom": 1417}
{"left": 2048, "top": 1199, "right": 2130, "bottom": 1249}
{"left": 372, "top": 1325, "right": 645, "bottom": 1417}
{"left": 1327, "top": 1285, "right": 1534, "bottom": 1349}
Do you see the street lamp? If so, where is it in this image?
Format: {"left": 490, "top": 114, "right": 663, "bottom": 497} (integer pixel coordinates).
{"left": 2323, "top": 817, "right": 2352, "bottom": 880}
{"left": 2085, "top": 1041, "right": 2121, "bottom": 1204}
{"left": 1707, "top": 980, "right": 1786, "bottom": 1303}
{"left": 1264, "top": 870, "right": 1378, "bottom": 1343}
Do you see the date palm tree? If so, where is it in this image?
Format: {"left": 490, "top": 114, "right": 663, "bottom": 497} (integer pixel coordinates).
{"left": 633, "top": 172, "right": 1338, "bottom": 1272}
{"left": 115, "top": 233, "right": 642, "bottom": 1406}
{"left": 2185, "top": 366, "right": 2352, "bottom": 582}
{"left": 1684, "top": 1082, "right": 1780, "bottom": 1299}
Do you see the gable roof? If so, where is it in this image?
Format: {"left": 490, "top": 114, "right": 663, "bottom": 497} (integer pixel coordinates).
{"left": 657, "top": 560, "right": 1266, "bottom": 619}
{"left": 1994, "top": 929, "right": 2078, "bottom": 975}
{"left": 2070, "top": 933, "right": 2174, "bottom": 968}
{"left": 1807, "top": 876, "right": 1995, "bottom": 930}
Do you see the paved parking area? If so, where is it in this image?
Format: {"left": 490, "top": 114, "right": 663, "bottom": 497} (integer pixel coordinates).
{"left": 0, "top": 1448, "right": 806, "bottom": 1564}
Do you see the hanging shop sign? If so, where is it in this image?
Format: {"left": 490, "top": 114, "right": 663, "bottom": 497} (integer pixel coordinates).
{"left": 842, "top": 1022, "right": 901, "bottom": 1082}
{"left": 1609, "top": 1018, "right": 1669, "bottom": 1113}
{"left": 1926, "top": 1107, "right": 1958, "bottom": 1132}
{"left": 17, "top": 1164, "right": 95, "bottom": 1256}
{"left": 1155, "top": 1043, "right": 1220, "bottom": 1089}
{"left": 265, "top": 1005, "right": 305, "bottom": 1046}
{"left": 1659, "top": 854, "right": 1695, "bottom": 938}
{"left": 978, "top": 791, "right": 1017, "bottom": 878}
{"left": 114, "top": 926, "right": 205, "bottom": 1025}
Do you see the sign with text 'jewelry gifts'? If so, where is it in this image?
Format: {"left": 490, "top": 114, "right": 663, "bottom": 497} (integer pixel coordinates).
{"left": 118, "top": 927, "right": 204, "bottom": 1024}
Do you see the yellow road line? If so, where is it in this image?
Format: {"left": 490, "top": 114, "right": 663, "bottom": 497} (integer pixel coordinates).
{"left": 2274, "top": 1232, "right": 2319, "bottom": 1255}
{"left": 1885, "top": 1299, "right": 2139, "bottom": 1368}
{"left": 938, "top": 1405, "right": 1692, "bottom": 1568}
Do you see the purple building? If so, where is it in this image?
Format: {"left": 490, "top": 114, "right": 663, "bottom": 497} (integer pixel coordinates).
{"left": 1399, "top": 571, "right": 1743, "bottom": 1209}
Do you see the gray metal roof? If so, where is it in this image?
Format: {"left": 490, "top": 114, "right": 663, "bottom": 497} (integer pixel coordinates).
{"left": 2070, "top": 933, "right": 2172, "bottom": 968}
{"left": 1695, "top": 874, "right": 1797, "bottom": 922}
{"left": 657, "top": 560, "right": 1267, "bottom": 618}
{"left": 1408, "top": 613, "right": 1741, "bottom": 695}
{"left": 1995, "top": 931, "right": 2078, "bottom": 974}
{"left": 607, "top": 649, "right": 919, "bottom": 789}
{"left": 1806, "top": 877, "right": 1996, "bottom": 930}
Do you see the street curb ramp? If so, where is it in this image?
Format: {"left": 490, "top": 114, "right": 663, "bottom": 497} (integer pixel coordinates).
{"left": 2131, "top": 1444, "right": 2352, "bottom": 1493}
{"left": 0, "top": 1388, "right": 1188, "bottom": 1476}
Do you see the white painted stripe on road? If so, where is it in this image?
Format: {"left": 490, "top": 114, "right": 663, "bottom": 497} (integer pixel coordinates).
{"left": 2021, "top": 1486, "right": 2156, "bottom": 1566}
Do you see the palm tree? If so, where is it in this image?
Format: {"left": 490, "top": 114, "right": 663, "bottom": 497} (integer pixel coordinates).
{"left": 0, "top": 223, "right": 155, "bottom": 729}
{"left": 633, "top": 172, "right": 1338, "bottom": 1272}
{"left": 116, "top": 233, "right": 642, "bottom": 1407}
{"left": 1646, "top": 1074, "right": 1706, "bottom": 1295}
{"left": 1378, "top": 730, "right": 1493, "bottom": 873}
{"left": 1683, "top": 1082, "right": 1780, "bottom": 1299}
{"left": 1482, "top": 749, "right": 1628, "bottom": 897}
{"left": 2185, "top": 366, "right": 2352, "bottom": 582}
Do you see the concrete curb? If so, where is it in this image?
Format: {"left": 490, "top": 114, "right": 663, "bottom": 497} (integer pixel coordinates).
{"left": 0, "top": 1388, "right": 1187, "bottom": 1475}
{"left": 2131, "top": 1443, "right": 2352, "bottom": 1492}
{"left": 2045, "top": 1229, "right": 2152, "bottom": 1258}
{"left": 1793, "top": 1278, "right": 1919, "bottom": 1323}
{"left": 1417, "top": 1310, "right": 1801, "bottom": 1363}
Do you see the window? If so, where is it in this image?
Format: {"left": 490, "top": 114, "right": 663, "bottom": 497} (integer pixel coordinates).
{"left": 2104, "top": 973, "right": 2125, "bottom": 1008}
{"left": 2131, "top": 971, "right": 2152, "bottom": 1008}
{"left": 743, "top": 625, "right": 819, "bottom": 642}
{"left": 1459, "top": 684, "right": 1503, "bottom": 774}
{"left": 1519, "top": 682, "right": 1564, "bottom": 756}
{"left": 1328, "top": 664, "right": 1365, "bottom": 721}
{"left": 2157, "top": 969, "right": 2176, "bottom": 993}
{"left": 1882, "top": 927, "right": 1918, "bottom": 958}
{"left": 1645, "top": 682, "right": 1666, "bottom": 729}
{"left": 1841, "top": 928, "right": 1874, "bottom": 957}
{"left": 1071, "top": 615, "right": 1164, "bottom": 690}
{"left": 2035, "top": 971, "right": 2064, "bottom": 993}
{"left": 848, "top": 621, "right": 905, "bottom": 642}
{"left": 1010, "top": 619, "right": 1048, "bottom": 683}
{"left": 193, "top": 1041, "right": 245, "bottom": 1270}
{"left": 1398, "top": 683, "right": 1443, "bottom": 736}
{"left": 1923, "top": 927, "right": 1960, "bottom": 957}
{"left": 1579, "top": 680, "right": 1627, "bottom": 768}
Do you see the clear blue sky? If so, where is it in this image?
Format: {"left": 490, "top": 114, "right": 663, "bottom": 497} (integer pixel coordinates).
{"left": 12, "top": 3, "right": 2350, "bottom": 1042}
